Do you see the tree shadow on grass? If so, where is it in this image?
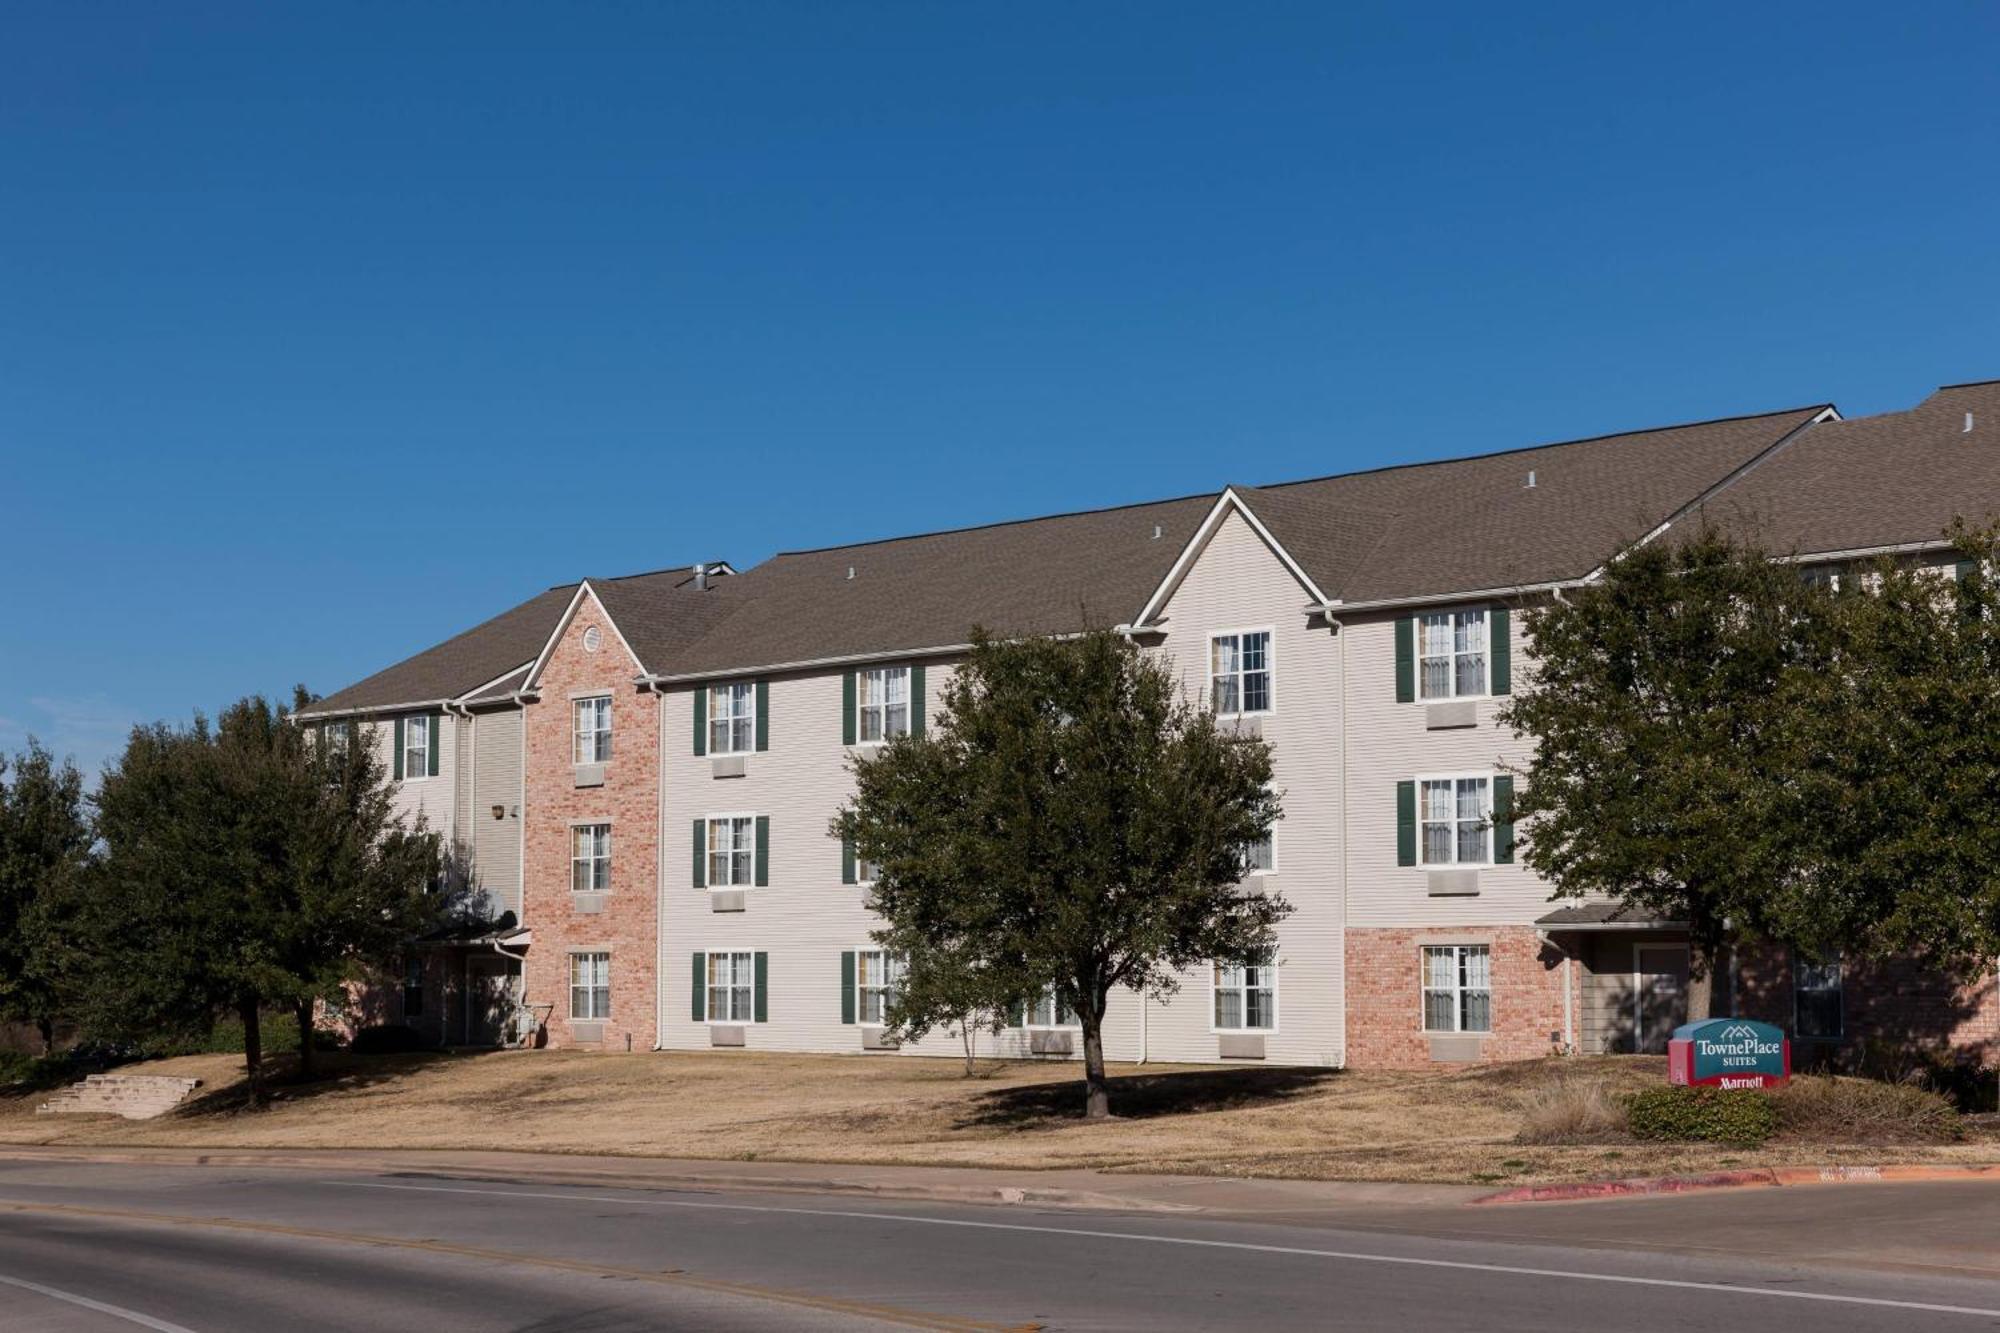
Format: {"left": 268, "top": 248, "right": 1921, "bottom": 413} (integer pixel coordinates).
{"left": 956, "top": 1066, "right": 1341, "bottom": 1128}
{"left": 172, "top": 1051, "right": 459, "bottom": 1118}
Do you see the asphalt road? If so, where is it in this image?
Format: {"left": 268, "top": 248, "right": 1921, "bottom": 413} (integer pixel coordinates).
{"left": 1, "top": 1160, "right": 1997, "bottom": 1331}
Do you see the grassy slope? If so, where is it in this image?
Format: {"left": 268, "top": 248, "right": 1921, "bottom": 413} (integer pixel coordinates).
{"left": 2, "top": 1050, "right": 1991, "bottom": 1186}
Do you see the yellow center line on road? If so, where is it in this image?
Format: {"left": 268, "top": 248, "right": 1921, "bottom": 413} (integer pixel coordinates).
{"left": 0, "top": 1199, "right": 1038, "bottom": 1333}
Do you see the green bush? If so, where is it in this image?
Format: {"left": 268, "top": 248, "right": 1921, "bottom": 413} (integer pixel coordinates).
{"left": 1626, "top": 1085, "right": 1779, "bottom": 1144}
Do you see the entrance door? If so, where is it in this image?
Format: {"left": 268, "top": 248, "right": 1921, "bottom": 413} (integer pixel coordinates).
{"left": 1633, "top": 944, "right": 1689, "bottom": 1054}
{"left": 465, "top": 957, "right": 520, "bottom": 1046}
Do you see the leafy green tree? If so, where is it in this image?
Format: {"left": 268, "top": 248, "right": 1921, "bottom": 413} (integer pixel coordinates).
{"left": 0, "top": 741, "right": 91, "bottom": 1055}
{"left": 835, "top": 629, "right": 1285, "bottom": 1118}
{"left": 86, "top": 692, "right": 442, "bottom": 1103}
{"left": 1498, "top": 528, "right": 1842, "bottom": 1021}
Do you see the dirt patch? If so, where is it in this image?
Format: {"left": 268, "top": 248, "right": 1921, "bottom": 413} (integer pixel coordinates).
{"left": 3, "top": 1050, "right": 1992, "bottom": 1185}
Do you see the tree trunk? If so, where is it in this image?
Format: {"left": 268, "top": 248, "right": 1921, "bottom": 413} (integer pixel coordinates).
{"left": 1081, "top": 1019, "right": 1110, "bottom": 1119}
{"left": 295, "top": 999, "right": 317, "bottom": 1081}
{"left": 240, "top": 1000, "right": 265, "bottom": 1109}
{"left": 36, "top": 1016, "right": 54, "bottom": 1059}
{"left": 960, "top": 1019, "right": 975, "bottom": 1077}
{"left": 1686, "top": 934, "right": 1718, "bottom": 1023}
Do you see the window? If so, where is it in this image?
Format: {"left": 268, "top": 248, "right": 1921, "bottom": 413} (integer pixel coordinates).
{"left": 706, "top": 816, "right": 755, "bottom": 887}
{"left": 401, "top": 955, "right": 424, "bottom": 1018}
{"left": 1795, "top": 953, "right": 1843, "bottom": 1040}
{"left": 570, "top": 952, "right": 610, "bottom": 1020}
{"left": 1023, "top": 989, "right": 1078, "bottom": 1028}
{"left": 855, "top": 853, "right": 880, "bottom": 885}
{"left": 1241, "top": 825, "right": 1275, "bottom": 875}
{"left": 857, "top": 667, "right": 910, "bottom": 743}
{"left": 571, "top": 824, "right": 611, "bottom": 892}
{"left": 707, "top": 951, "right": 755, "bottom": 1022}
{"left": 1420, "top": 775, "right": 1491, "bottom": 866}
{"left": 402, "top": 715, "right": 430, "bottom": 779}
{"left": 1418, "top": 610, "right": 1487, "bottom": 700}
{"left": 708, "top": 682, "right": 755, "bottom": 755}
{"left": 1214, "top": 953, "right": 1277, "bottom": 1030}
{"left": 856, "top": 950, "right": 902, "bottom": 1025}
{"left": 323, "top": 721, "right": 351, "bottom": 760}
{"left": 1210, "top": 630, "right": 1272, "bottom": 714}
{"left": 1423, "top": 945, "right": 1492, "bottom": 1033}
{"left": 573, "top": 696, "right": 612, "bottom": 763}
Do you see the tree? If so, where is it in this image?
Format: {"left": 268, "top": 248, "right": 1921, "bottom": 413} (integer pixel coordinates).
{"left": 835, "top": 629, "right": 1286, "bottom": 1118}
{"left": 1498, "top": 528, "right": 1842, "bottom": 1021}
{"left": 86, "top": 693, "right": 443, "bottom": 1104}
{"left": 0, "top": 741, "right": 91, "bottom": 1055}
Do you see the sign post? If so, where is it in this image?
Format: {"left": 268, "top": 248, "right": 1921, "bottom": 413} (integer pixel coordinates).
{"left": 1667, "top": 1018, "right": 1790, "bottom": 1089}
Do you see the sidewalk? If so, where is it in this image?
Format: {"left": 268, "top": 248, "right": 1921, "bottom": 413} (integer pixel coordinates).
{"left": 0, "top": 1144, "right": 1482, "bottom": 1214}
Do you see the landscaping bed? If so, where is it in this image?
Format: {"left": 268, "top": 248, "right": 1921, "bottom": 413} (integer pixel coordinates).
{"left": 2, "top": 1050, "right": 1992, "bottom": 1186}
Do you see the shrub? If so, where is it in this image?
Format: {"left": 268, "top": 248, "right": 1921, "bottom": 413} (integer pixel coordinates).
{"left": 1772, "top": 1075, "right": 1962, "bottom": 1143}
{"left": 350, "top": 1024, "right": 430, "bottom": 1055}
{"left": 1516, "top": 1077, "right": 1625, "bottom": 1143}
{"left": 1626, "top": 1085, "right": 1778, "bottom": 1144}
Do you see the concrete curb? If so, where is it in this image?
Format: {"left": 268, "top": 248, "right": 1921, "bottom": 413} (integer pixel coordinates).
{"left": 1474, "top": 1162, "right": 2000, "bottom": 1205}
{"left": 0, "top": 1147, "right": 1194, "bottom": 1214}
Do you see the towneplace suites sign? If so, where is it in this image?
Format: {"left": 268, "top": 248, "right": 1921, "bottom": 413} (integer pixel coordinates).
{"left": 1667, "top": 1018, "right": 1791, "bottom": 1089}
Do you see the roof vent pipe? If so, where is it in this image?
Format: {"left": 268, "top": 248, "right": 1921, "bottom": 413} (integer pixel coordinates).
{"left": 692, "top": 562, "right": 708, "bottom": 591}
{"left": 1966, "top": 411, "right": 1976, "bottom": 434}
{"left": 846, "top": 565, "right": 856, "bottom": 581}
{"left": 1152, "top": 524, "right": 1162, "bottom": 540}
{"left": 1525, "top": 469, "right": 1537, "bottom": 489}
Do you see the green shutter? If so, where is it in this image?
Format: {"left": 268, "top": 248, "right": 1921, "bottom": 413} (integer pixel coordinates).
{"left": 393, "top": 716, "right": 405, "bottom": 779}
{"left": 754, "top": 816, "right": 770, "bottom": 887}
{"left": 692, "top": 820, "right": 707, "bottom": 889}
{"left": 691, "top": 952, "right": 706, "bottom": 1022}
{"left": 1394, "top": 618, "right": 1415, "bottom": 703}
{"left": 909, "top": 664, "right": 926, "bottom": 737}
{"left": 842, "top": 671, "right": 857, "bottom": 745}
{"left": 840, "top": 951, "right": 857, "bottom": 1024}
{"left": 1396, "top": 780, "right": 1417, "bottom": 867}
{"left": 693, "top": 686, "right": 708, "bottom": 757}
{"left": 755, "top": 679, "right": 770, "bottom": 752}
{"left": 1489, "top": 606, "right": 1511, "bottom": 696}
{"left": 428, "top": 714, "right": 441, "bottom": 776}
{"left": 753, "top": 952, "right": 768, "bottom": 1023}
{"left": 841, "top": 837, "right": 857, "bottom": 885}
{"left": 1493, "top": 775, "right": 1515, "bottom": 864}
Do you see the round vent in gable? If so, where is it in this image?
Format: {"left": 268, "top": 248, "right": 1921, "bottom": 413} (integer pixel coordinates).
{"left": 582, "top": 626, "right": 602, "bottom": 653}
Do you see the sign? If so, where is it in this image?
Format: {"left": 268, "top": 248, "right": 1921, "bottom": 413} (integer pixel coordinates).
{"left": 1667, "top": 1018, "right": 1790, "bottom": 1089}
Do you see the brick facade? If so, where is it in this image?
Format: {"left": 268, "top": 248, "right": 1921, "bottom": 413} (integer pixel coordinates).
{"left": 523, "top": 590, "right": 661, "bottom": 1051}
{"left": 1344, "top": 925, "right": 1573, "bottom": 1068}
{"left": 1733, "top": 942, "right": 2000, "bottom": 1071}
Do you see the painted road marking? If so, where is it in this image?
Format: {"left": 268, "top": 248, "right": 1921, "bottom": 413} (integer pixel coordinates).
{"left": 0, "top": 1272, "right": 199, "bottom": 1333}
{"left": 330, "top": 1178, "right": 2000, "bottom": 1321}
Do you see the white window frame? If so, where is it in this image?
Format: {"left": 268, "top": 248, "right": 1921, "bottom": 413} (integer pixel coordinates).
{"left": 1241, "top": 795, "right": 1277, "bottom": 876}
{"left": 1421, "top": 943, "right": 1493, "bottom": 1034}
{"left": 705, "top": 950, "right": 757, "bottom": 1023}
{"left": 1209, "top": 627, "right": 1275, "bottom": 717}
{"left": 855, "top": 665, "right": 912, "bottom": 745}
{"left": 569, "top": 951, "right": 611, "bottom": 1021}
{"left": 571, "top": 822, "right": 612, "bottom": 893}
{"left": 1020, "top": 987, "right": 1080, "bottom": 1030}
{"left": 1416, "top": 770, "right": 1495, "bottom": 868}
{"left": 1416, "top": 608, "right": 1491, "bottom": 702}
{"left": 573, "top": 694, "right": 612, "bottom": 764}
{"left": 323, "top": 720, "right": 352, "bottom": 760}
{"left": 854, "top": 947, "right": 902, "bottom": 1027}
{"left": 854, "top": 851, "right": 880, "bottom": 886}
{"left": 401, "top": 714, "right": 431, "bottom": 782}
{"left": 705, "top": 813, "right": 757, "bottom": 889}
{"left": 708, "top": 681, "right": 756, "bottom": 756}
{"left": 1793, "top": 951, "right": 1844, "bottom": 1041}
{"left": 1210, "top": 952, "right": 1279, "bottom": 1033}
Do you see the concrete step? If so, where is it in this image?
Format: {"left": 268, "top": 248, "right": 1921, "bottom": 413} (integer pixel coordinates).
{"left": 36, "top": 1074, "right": 203, "bottom": 1120}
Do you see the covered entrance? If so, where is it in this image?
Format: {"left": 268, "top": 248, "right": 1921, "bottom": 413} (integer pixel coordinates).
{"left": 464, "top": 955, "right": 522, "bottom": 1046}
{"left": 1536, "top": 903, "right": 1690, "bottom": 1055}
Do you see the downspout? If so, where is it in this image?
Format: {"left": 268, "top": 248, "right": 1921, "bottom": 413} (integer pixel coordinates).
{"left": 1323, "top": 607, "right": 1351, "bottom": 1069}
{"left": 645, "top": 677, "right": 668, "bottom": 1050}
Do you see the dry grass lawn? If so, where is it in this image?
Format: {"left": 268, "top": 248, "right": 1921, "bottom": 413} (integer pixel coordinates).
{"left": 3, "top": 1049, "right": 1993, "bottom": 1186}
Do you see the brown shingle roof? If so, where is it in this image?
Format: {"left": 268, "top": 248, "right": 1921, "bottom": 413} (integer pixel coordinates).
{"left": 1695, "top": 382, "right": 2000, "bottom": 556}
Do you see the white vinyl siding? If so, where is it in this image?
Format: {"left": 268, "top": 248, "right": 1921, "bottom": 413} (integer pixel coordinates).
{"left": 1423, "top": 945, "right": 1491, "bottom": 1033}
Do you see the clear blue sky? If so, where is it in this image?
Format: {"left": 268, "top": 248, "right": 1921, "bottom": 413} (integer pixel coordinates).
{"left": 5, "top": 4, "right": 1998, "bottom": 778}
